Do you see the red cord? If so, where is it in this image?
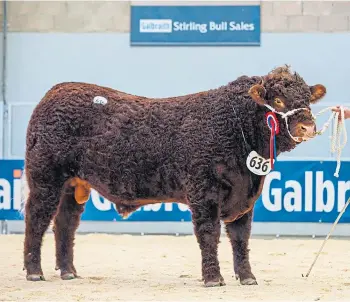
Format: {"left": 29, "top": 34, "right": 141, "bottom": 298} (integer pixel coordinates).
{"left": 270, "top": 127, "right": 275, "bottom": 169}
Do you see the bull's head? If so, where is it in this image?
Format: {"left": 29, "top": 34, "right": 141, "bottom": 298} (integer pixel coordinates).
{"left": 248, "top": 66, "right": 326, "bottom": 146}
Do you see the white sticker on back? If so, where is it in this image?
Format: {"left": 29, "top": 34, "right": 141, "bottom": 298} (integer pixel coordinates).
{"left": 246, "top": 151, "right": 273, "bottom": 176}
{"left": 93, "top": 96, "right": 108, "bottom": 105}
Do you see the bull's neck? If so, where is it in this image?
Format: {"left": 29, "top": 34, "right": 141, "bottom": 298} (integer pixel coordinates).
{"left": 233, "top": 103, "right": 277, "bottom": 160}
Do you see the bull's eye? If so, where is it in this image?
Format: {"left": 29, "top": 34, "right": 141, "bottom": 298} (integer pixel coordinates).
{"left": 275, "top": 98, "right": 282, "bottom": 105}
{"left": 274, "top": 97, "right": 285, "bottom": 109}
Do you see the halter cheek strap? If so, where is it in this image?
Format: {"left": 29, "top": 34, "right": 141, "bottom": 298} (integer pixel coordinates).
{"left": 266, "top": 111, "right": 280, "bottom": 169}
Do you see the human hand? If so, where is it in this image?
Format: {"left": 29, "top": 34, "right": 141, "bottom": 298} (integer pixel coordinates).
{"left": 331, "top": 106, "right": 350, "bottom": 120}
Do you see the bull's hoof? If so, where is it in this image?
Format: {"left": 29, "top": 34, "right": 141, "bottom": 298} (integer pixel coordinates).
{"left": 61, "top": 273, "right": 76, "bottom": 280}
{"left": 240, "top": 278, "right": 258, "bottom": 285}
{"left": 235, "top": 274, "right": 239, "bottom": 280}
{"left": 26, "top": 274, "right": 45, "bottom": 281}
{"left": 204, "top": 277, "right": 226, "bottom": 287}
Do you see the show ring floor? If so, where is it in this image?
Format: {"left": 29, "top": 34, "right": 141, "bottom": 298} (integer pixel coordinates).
{"left": 1, "top": 234, "right": 350, "bottom": 301}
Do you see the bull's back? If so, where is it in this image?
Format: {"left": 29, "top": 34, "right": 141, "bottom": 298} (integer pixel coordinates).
{"left": 28, "top": 82, "right": 146, "bottom": 146}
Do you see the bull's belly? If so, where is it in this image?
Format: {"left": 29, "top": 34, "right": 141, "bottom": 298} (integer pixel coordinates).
{"left": 68, "top": 176, "right": 263, "bottom": 222}
{"left": 68, "top": 177, "right": 188, "bottom": 218}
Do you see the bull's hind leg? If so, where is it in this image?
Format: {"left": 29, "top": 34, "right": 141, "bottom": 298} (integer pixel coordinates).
{"left": 225, "top": 209, "right": 257, "bottom": 285}
{"left": 24, "top": 175, "right": 64, "bottom": 281}
{"left": 53, "top": 180, "right": 88, "bottom": 280}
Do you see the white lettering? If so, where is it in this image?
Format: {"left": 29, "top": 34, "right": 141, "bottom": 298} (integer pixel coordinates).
{"left": 262, "top": 171, "right": 282, "bottom": 211}
{"left": 164, "top": 203, "right": 173, "bottom": 211}
{"left": 173, "top": 21, "right": 207, "bottom": 33}
{"left": 229, "top": 21, "right": 255, "bottom": 31}
{"left": 173, "top": 21, "right": 180, "bottom": 31}
{"left": 139, "top": 19, "right": 172, "bottom": 33}
{"left": 315, "top": 171, "right": 334, "bottom": 212}
{"left": 90, "top": 190, "right": 112, "bottom": 211}
{"left": 143, "top": 203, "right": 162, "bottom": 212}
{"left": 0, "top": 179, "right": 11, "bottom": 210}
{"left": 337, "top": 180, "right": 350, "bottom": 211}
{"left": 209, "top": 21, "right": 228, "bottom": 31}
{"left": 111, "top": 203, "right": 118, "bottom": 212}
{"left": 284, "top": 180, "right": 302, "bottom": 212}
{"left": 13, "top": 179, "right": 22, "bottom": 210}
{"left": 177, "top": 203, "right": 189, "bottom": 212}
{"left": 305, "top": 171, "right": 313, "bottom": 212}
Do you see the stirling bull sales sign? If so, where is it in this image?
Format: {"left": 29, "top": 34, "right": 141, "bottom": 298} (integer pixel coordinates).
{"left": 130, "top": 5, "right": 261, "bottom": 46}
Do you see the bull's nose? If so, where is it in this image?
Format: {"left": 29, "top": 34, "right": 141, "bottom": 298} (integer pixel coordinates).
{"left": 299, "top": 124, "right": 316, "bottom": 131}
{"left": 297, "top": 123, "right": 316, "bottom": 139}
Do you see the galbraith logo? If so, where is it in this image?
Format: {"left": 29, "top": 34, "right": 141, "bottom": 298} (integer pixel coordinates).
{"left": 139, "top": 19, "right": 255, "bottom": 34}
{"left": 139, "top": 19, "right": 173, "bottom": 33}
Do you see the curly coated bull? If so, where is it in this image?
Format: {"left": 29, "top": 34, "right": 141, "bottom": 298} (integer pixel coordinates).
{"left": 21, "top": 65, "right": 326, "bottom": 286}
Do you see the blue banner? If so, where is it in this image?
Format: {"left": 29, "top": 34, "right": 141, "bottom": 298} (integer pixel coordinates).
{"left": 130, "top": 5, "right": 261, "bottom": 46}
{"left": 1, "top": 159, "right": 350, "bottom": 223}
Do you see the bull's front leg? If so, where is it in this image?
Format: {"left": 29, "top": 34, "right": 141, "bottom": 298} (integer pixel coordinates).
{"left": 225, "top": 209, "right": 257, "bottom": 285}
{"left": 189, "top": 182, "right": 225, "bottom": 287}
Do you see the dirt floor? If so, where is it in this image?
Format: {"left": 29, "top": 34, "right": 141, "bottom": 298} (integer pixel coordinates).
{"left": 1, "top": 234, "right": 350, "bottom": 301}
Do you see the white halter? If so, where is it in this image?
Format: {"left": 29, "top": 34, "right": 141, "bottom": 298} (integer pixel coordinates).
{"left": 263, "top": 104, "right": 313, "bottom": 143}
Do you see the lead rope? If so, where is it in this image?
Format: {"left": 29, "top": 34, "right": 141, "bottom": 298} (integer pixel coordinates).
{"left": 313, "top": 106, "right": 347, "bottom": 177}
{"left": 303, "top": 106, "right": 348, "bottom": 278}
{"left": 304, "top": 196, "right": 350, "bottom": 278}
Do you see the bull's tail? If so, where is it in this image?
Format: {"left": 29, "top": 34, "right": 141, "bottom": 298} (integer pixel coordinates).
{"left": 19, "top": 167, "right": 30, "bottom": 217}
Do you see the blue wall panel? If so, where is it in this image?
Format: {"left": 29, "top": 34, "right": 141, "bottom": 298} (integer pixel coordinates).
{"left": 1, "top": 159, "right": 350, "bottom": 224}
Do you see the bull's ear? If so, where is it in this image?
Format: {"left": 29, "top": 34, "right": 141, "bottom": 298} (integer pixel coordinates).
{"left": 248, "top": 84, "right": 266, "bottom": 105}
{"left": 310, "top": 84, "right": 326, "bottom": 104}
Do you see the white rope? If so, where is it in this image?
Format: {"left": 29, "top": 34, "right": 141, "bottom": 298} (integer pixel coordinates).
{"left": 303, "top": 110, "right": 348, "bottom": 278}
{"left": 313, "top": 106, "right": 347, "bottom": 178}
{"left": 304, "top": 195, "right": 350, "bottom": 278}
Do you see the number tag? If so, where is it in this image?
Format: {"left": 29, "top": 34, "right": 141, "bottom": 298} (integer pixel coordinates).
{"left": 93, "top": 96, "right": 108, "bottom": 105}
{"left": 246, "top": 151, "right": 273, "bottom": 176}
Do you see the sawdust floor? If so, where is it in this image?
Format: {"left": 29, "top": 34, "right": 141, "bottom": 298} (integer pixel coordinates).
{"left": 1, "top": 234, "right": 350, "bottom": 301}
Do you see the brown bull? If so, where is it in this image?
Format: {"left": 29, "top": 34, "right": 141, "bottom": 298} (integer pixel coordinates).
{"left": 21, "top": 65, "right": 326, "bottom": 286}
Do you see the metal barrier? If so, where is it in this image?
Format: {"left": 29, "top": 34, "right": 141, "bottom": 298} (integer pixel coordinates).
{"left": 1, "top": 220, "right": 8, "bottom": 234}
